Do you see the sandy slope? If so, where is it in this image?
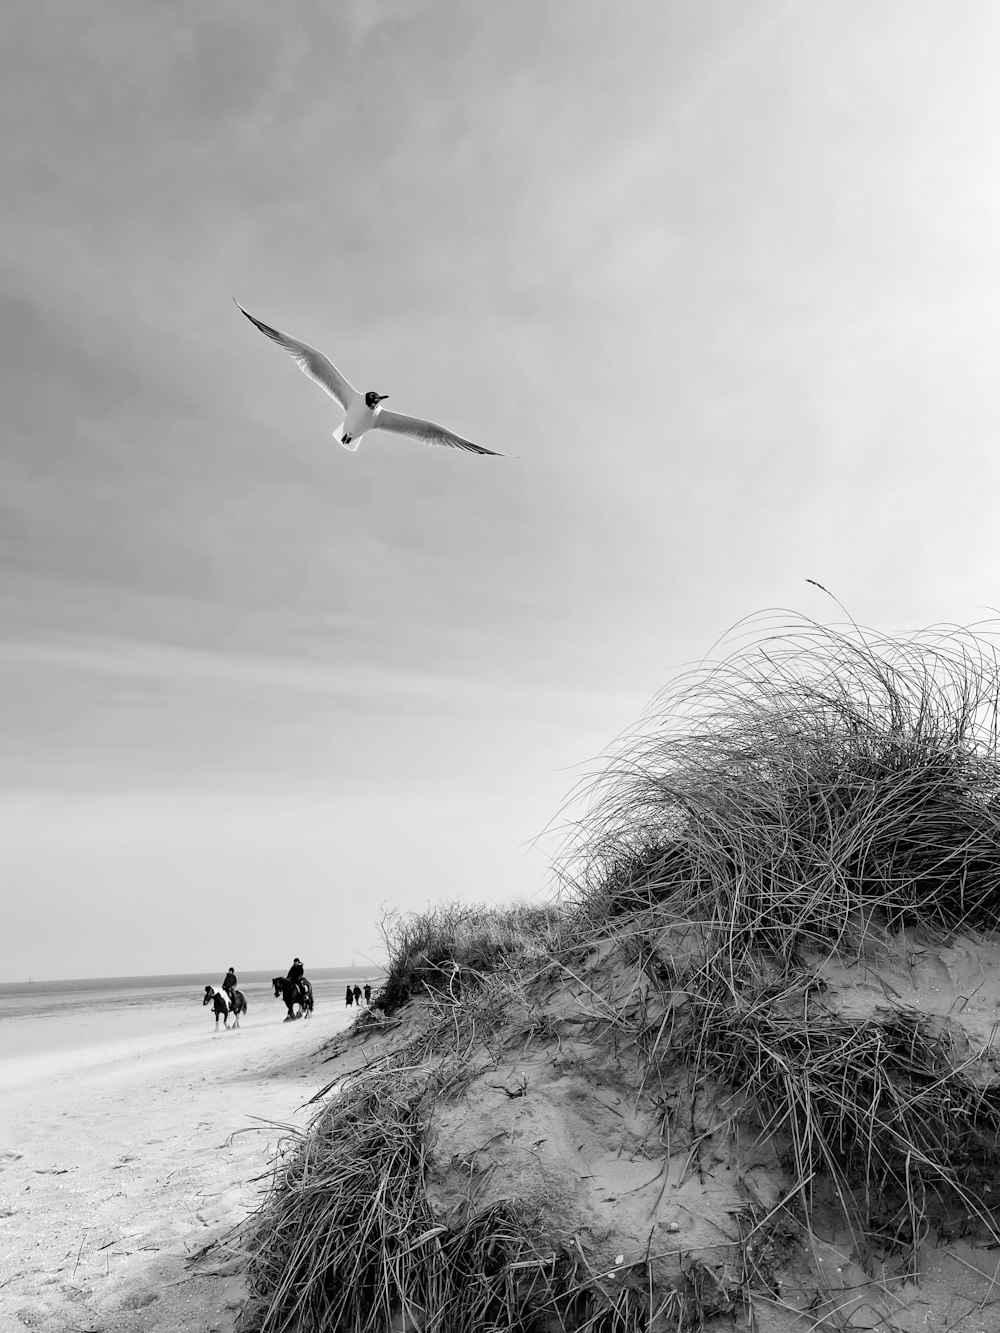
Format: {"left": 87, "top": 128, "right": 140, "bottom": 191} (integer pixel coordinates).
{"left": 0, "top": 1001, "right": 354, "bottom": 1333}
{"left": 306, "top": 930, "right": 1000, "bottom": 1333}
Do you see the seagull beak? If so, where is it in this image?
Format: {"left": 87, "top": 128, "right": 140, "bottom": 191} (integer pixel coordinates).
{"left": 378, "top": 394, "right": 389, "bottom": 402}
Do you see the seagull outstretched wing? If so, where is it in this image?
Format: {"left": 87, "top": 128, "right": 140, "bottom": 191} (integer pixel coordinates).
{"left": 375, "top": 409, "right": 502, "bottom": 456}
{"left": 234, "top": 302, "right": 358, "bottom": 410}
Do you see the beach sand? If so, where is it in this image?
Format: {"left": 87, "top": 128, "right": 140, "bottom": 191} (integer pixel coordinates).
{"left": 0, "top": 996, "right": 355, "bottom": 1332}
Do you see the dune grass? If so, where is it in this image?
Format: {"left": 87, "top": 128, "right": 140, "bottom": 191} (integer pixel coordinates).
{"left": 634, "top": 958, "right": 1000, "bottom": 1270}
{"left": 373, "top": 901, "right": 562, "bottom": 1015}
{"left": 241, "top": 614, "right": 1000, "bottom": 1330}
{"left": 549, "top": 615, "right": 1000, "bottom": 1270}
{"left": 562, "top": 613, "right": 1000, "bottom": 961}
{"left": 240, "top": 1056, "right": 746, "bottom": 1333}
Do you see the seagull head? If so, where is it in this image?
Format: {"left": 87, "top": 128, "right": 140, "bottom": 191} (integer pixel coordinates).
{"left": 365, "top": 391, "right": 389, "bottom": 409}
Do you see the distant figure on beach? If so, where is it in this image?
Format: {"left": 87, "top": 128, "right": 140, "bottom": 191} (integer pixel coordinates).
{"left": 363, "top": 983, "right": 372, "bottom": 1005}
{"left": 353, "top": 984, "right": 362, "bottom": 1006}
{"left": 222, "top": 967, "right": 238, "bottom": 1001}
{"left": 287, "top": 958, "right": 304, "bottom": 985}
{"left": 345, "top": 985, "right": 353, "bottom": 1007}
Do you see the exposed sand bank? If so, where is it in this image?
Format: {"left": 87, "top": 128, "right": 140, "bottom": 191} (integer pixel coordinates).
{"left": 0, "top": 996, "right": 356, "bottom": 1332}
{"left": 244, "top": 928, "right": 1000, "bottom": 1333}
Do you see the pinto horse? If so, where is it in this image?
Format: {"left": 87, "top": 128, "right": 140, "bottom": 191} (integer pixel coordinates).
{"left": 272, "top": 976, "right": 314, "bottom": 1021}
{"left": 203, "top": 984, "right": 247, "bottom": 1030}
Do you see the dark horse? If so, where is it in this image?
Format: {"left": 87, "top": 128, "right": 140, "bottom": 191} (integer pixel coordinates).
{"left": 203, "top": 984, "right": 247, "bottom": 1030}
{"left": 272, "top": 976, "right": 314, "bottom": 1021}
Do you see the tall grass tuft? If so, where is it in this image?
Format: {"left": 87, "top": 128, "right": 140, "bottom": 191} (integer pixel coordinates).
{"left": 554, "top": 613, "right": 1000, "bottom": 1270}
{"left": 239, "top": 1060, "right": 737, "bottom": 1333}
{"left": 563, "top": 613, "right": 1000, "bottom": 960}
{"left": 375, "top": 901, "right": 561, "bottom": 1015}
{"left": 644, "top": 959, "right": 1000, "bottom": 1268}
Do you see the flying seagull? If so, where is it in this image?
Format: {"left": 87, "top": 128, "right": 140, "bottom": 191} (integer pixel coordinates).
{"left": 235, "top": 301, "right": 502, "bottom": 456}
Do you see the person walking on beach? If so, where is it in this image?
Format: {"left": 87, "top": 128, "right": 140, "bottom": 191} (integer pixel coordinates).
{"left": 353, "top": 984, "right": 362, "bottom": 1006}
{"left": 345, "top": 985, "right": 353, "bottom": 1007}
{"left": 222, "top": 967, "right": 238, "bottom": 1003}
{"left": 363, "top": 983, "right": 372, "bottom": 1005}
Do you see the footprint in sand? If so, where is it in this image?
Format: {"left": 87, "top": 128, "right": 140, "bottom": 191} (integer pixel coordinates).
{"left": 119, "top": 1289, "right": 160, "bottom": 1310}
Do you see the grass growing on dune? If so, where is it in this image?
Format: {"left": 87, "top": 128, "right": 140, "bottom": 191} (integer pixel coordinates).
{"left": 563, "top": 613, "right": 1000, "bottom": 960}
{"left": 634, "top": 957, "right": 1000, "bottom": 1271}
{"left": 240, "top": 1057, "right": 745, "bottom": 1333}
{"left": 240, "top": 1069, "right": 434, "bottom": 1333}
{"left": 553, "top": 615, "right": 1000, "bottom": 1271}
{"left": 242, "top": 614, "right": 1000, "bottom": 1330}
{"left": 374, "top": 901, "right": 561, "bottom": 1015}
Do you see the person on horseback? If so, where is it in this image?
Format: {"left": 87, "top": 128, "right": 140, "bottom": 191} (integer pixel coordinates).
{"left": 286, "top": 958, "right": 309, "bottom": 1010}
{"left": 222, "top": 967, "right": 238, "bottom": 1003}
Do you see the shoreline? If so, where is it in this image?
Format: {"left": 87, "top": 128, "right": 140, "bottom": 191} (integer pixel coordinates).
{"left": 0, "top": 998, "right": 355, "bottom": 1333}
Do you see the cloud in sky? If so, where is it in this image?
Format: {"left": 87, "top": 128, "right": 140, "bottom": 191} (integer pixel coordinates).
{"left": 2, "top": 0, "right": 1000, "bottom": 977}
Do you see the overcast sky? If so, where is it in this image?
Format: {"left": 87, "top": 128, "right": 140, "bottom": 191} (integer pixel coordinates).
{"left": 2, "top": 1, "right": 999, "bottom": 981}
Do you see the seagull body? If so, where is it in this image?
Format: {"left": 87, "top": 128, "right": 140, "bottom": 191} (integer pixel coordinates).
{"left": 235, "top": 302, "right": 501, "bottom": 456}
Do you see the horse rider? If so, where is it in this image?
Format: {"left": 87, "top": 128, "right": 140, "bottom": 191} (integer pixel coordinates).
{"left": 285, "top": 957, "right": 307, "bottom": 1007}
{"left": 222, "top": 967, "right": 238, "bottom": 1004}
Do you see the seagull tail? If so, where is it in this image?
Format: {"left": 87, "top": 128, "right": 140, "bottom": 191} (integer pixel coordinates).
{"left": 333, "top": 424, "right": 361, "bottom": 452}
